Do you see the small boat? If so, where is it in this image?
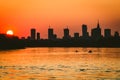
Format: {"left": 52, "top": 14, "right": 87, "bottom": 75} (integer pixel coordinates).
{"left": 75, "top": 50, "right": 79, "bottom": 52}
{"left": 88, "top": 50, "right": 92, "bottom": 53}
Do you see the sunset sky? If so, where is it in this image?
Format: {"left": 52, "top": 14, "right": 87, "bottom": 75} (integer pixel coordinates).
{"left": 0, "top": 0, "right": 120, "bottom": 38}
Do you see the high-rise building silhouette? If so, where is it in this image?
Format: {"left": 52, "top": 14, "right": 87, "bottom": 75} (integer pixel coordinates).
{"left": 48, "top": 27, "right": 53, "bottom": 39}
{"left": 74, "top": 33, "right": 79, "bottom": 39}
{"left": 31, "top": 28, "right": 36, "bottom": 40}
{"left": 104, "top": 29, "right": 111, "bottom": 38}
{"left": 91, "top": 21, "right": 102, "bottom": 39}
{"left": 82, "top": 24, "right": 89, "bottom": 37}
{"left": 48, "top": 27, "right": 57, "bottom": 40}
{"left": 37, "top": 32, "right": 40, "bottom": 40}
{"left": 63, "top": 28, "right": 71, "bottom": 39}
{"left": 114, "top": 31, "right": 119, "bottom": 37}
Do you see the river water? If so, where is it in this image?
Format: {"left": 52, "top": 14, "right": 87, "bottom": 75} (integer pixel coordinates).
{"left": 0, "top": 48, "right": 120, "bottom": 80}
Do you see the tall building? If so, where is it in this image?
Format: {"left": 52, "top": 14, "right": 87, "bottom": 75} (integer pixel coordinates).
{"left": 48, "top": 27, "right": 57, "bottom": 40}
{"left": 31, "top": 28, "right": 36, "bottom": 40}
{"left": 82, "top": 24, "right": 89, "bottom": 37}
{"left": 114, "top": 31, "right": 119, "bottom": 37}
{"left": 74, "top": 33, "right": 79, "bottom": 39}
{"left": 37, "top": 32, "right": 40, "bottom": 40}
{"left": 91, "top": 21, "right": 102, "bottom": 39}
{"left": 48, "top": 28, "right": 53, "bottom": 39}
{"left": 63, "top": 28, "right": 71, "bottom": 39}
{"left": 104, "top": 29, "right": 111, "bottom": 38}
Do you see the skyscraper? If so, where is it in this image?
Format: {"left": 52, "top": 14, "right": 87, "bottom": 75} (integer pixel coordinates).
{"left": 91, "top": 21, "right": 102, "bottom": 39}
{"left": 48, "top": 27, "right": 53, "bottom": 40}
{"left": 31, "top": 28, "right": 36, "bottom": 40}
{"left": 48, "top": 27, "right": 57, "bottom": 40}
{"left": 74, "top": 33, "right": 79, "bottom": 39}
{"left": 37, "top": 32, "right": 40, "bottom": 40}
{"left": 82, "top": 24, "right": 89, "bottom": 37}
{"left": 104, "top": 29, "right": 111, "bottom": 38}
{"left": 114, "top": 31, "right": 119, "bottom": 37}
{"left": 63, "top": 28, "right": 71, "bottom": 39}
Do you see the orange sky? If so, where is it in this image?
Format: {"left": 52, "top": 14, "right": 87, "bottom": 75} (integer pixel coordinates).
{"left": 0, "top": 0, "right": 120, "bottom": 38}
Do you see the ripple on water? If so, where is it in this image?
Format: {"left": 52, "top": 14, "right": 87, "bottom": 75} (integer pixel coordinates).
{"left": 105, "top": 70, "right": 112, "bottom": 72}
{"left": 100, "top": 78, "right": 120, "bottom": 80}
{"left": 116, "top": 70, "right": 120, "bottom": 72}
{"left": 39, "top": 67, "right": 46, "bottom": 70}
{"left": 29, "top": 78, "right": 38, "bottom": 80}
{"left": 57, "top": 65, "right": 71, "bottom": 68}
{"left": 2, "top": 72, "right": 9, "bottom": 75}
{"left": 49, "top": 76, "right": 56, "bottom": 80}
{"left": 56, "top": 68, "right": 63, "bottom": 71}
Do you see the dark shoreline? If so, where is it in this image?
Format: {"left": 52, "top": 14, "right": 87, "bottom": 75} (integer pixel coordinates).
{"left": 0, "top": 35, "right": 120, "bottom": 50}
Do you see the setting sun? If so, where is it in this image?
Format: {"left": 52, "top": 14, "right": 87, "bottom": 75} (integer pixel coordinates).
{"left": 6, "top": 30, "right": 14, "bottom": 35}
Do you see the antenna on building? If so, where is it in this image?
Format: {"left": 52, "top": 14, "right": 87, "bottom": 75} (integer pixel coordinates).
{"left": 97, "top": 20, "right": 100, "bottom": 28}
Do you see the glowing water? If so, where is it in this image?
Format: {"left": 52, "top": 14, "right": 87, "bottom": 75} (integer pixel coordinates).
{"left": 0, "top": 48, "right": 120, "bottom": 80}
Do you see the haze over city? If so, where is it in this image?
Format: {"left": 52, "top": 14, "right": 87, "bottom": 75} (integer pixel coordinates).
{"left": 0, "top": 0, "right": 120, "bottom": 38}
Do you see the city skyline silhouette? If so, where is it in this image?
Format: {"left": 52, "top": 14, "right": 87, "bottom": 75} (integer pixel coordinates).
{"left": 0, "top": 1, "right": 120, "bottom": 80}
{"left": 1, "top": 21, "right": 119, "bottom": 49}
{"left": 20, "top": 21, "right": 119, "bottom": 40}
{"left": 0, "top": 0, "right": 120, "bottom": 38}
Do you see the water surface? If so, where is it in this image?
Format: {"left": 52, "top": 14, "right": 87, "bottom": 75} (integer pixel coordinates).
{"left": 0, "top": 48, "right": 120, "bottom": 80}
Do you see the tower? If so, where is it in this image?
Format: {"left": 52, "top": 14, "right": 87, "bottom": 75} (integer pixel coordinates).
{"left": 104, "top": 29, "right": 111, "bottom": 38}
{"left": 37, "top": 32, "right": 40, "bottom": 40}
{"left": 97, "top": 20, "right": 101, "bottom": 36}
{"left": 91, "top": 21, "right": 102, "bottom": 39}
{"left": 63, "top": 27, "right": 70, "bottom": 39}
{"left": 97, "top": 20, "right": 100, "bottom": 28}
{"left": 48, "top": 26, "right": 57, "bottom": 40}
{"left": 114, "top": 31, "right": 119, "bottom": 37}
{"left": 82, "top": 24, "right": 89, "bottom": 37}
{"left": 48, "top": 27, "right": 53, "bottom": 40}
{"left": 31, "top": 28, "right": 36, "bottom": 40}
{"left": 74, "top": 33, "right": 79, "bottom": 39}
